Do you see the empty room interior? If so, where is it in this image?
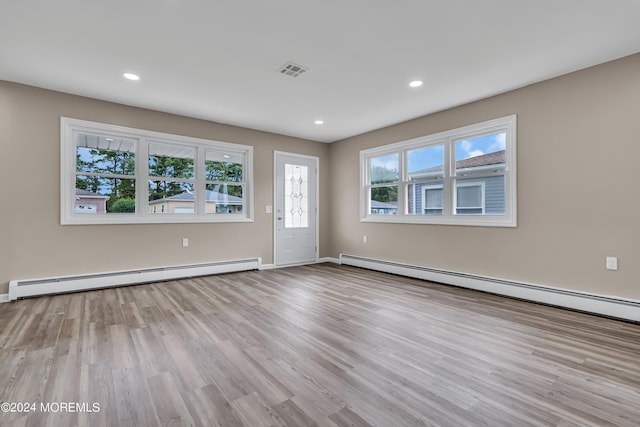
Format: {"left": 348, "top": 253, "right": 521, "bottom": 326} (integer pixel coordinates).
{"left": 1, "top": 1, "right": 639, "bottom": 426}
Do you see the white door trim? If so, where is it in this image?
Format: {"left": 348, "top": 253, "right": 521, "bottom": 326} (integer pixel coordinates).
{"left": 273, "top": 151, "right": 319, "bottom": 267}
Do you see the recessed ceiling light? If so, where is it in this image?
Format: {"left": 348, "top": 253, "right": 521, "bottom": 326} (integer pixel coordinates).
{"left": 409, "top": 80, "right": 423, "bottom": 88}
{"left": 314, "top": 120, "right": 324, "bottom": 125}
{"left": 123, "top": 73, "right": 140, "bottom": 81}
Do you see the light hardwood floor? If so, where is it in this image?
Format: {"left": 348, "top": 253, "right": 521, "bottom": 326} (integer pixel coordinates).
{"left": 1, "top": 264, "right": 639, "bottom": 426}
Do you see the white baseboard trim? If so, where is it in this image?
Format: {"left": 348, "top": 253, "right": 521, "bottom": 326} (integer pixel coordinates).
{"left": 9, "top": 258, "right": 260, "bottom": 301}
{"left": 318, "top": 257, "right": 340, "bottom": 264}
{"left": 258, "top": 263, "right": 275, "bottom": 270}
{"left": 340, "top": 253, "right": 640, "bottom": 323}
{"left": 0, "top": 294, "right": 9, "bottom": 303}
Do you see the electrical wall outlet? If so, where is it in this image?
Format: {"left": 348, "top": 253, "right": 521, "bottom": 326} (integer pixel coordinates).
{"left": 363, "top": 235, "right": 368, "bottom": 243}
{"left": 182, "top": 238, "right": 189, "bottom": 248}
{"left": 606, "top": 256, "right": 618, "bottom": 271}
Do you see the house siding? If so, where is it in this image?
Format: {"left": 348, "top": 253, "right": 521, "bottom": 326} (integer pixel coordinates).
{"left": 482, "top": 175, "right": 505, "bottom": 214}
{"left": 409, "top": 175, "right": 504, "bottom": 214}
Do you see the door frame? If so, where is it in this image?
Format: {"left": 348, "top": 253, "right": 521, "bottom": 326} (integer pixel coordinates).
{"left": 273, "top": 151, "right": 319, "bottom": 267}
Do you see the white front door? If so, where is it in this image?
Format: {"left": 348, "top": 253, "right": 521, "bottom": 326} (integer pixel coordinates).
{"left": 274, "top": 152, "right": 318, "bottom": 266}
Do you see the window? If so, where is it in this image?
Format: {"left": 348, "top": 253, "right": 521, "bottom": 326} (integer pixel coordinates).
{"left": 422, "top": 184, "right": 443, "bottom": 215}
{"left": 61, "top": 118, "right": 253, "bottom": 224}
{"left": 367, "top": 153, "right": 399, "bottom": 215}
{"left": 455, "top": 181, "right": 485, "bottom": 214}
{"left": 360, "top": 115, "right": 516, "bottom": 227}
{"left": 284, "top": 163, "right": 310, "bottom": 228}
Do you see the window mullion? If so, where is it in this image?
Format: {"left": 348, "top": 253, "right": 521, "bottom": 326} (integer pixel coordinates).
{"left": 78, "top": 171, "right": 136, "bottom": 180}
{"left": 196, "top": 146, "right": 206, "bottom": 215}
{"left": 397, "top": 150, "right": 405, "bottom": 218}
{"left": 138, "top": 137, "right": 149, "bottom": 217}
{"left": 442, "top": 139, "right": 453, "bottom": 217}
{"left": 146, "top": 176, "right": 196, "bottom": 184}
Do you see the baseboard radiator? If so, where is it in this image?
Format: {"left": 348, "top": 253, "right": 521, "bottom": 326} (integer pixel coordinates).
{"left": 339, "top": 254, "right": 640, "bottom": 323}
{"left": 8, "top": 258, "right": 260, "bottom": 300}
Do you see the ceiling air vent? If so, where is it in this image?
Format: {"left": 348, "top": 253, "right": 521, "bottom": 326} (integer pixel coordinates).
{"left": 278, "top": 62, "right": 309, "bottom": 78}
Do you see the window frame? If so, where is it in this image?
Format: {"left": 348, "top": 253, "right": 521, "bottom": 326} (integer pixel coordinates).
{"left": 360, "top": 115, "right": 517, "bottom": 227}
{"left": 61, "top": 117, "right": 254, "bottom": 225}
{"left": 366, "top": 152, "right": 400, "bottom": 215}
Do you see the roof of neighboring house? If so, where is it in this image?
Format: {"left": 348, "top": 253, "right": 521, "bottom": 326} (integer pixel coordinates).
{"left": 409, "top": 150, "right": 505, "bottom": 178}
{"left": 75, "top": 188, "right": 109, "bottom": 199}
{"left": 149, "top": 190, "right": 243, "bottom": 205}
{"left": 455, "top": 150, "right": 505, "bottom": 169}
{"left": 370, "top": 200, "right": 397, "bottom": 210}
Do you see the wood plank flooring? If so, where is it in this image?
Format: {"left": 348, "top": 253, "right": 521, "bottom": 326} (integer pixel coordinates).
{"left": 1, "top": 263, "right": 639, "bottom": 426}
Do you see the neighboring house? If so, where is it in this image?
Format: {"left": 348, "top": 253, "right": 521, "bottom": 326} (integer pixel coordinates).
{"left": 408, "top": 150, "right": 506, "bottom": 215}
{"left": 75, "top": 188, "right": 109, "bottom": 214}
{"left": 148, "top": 189, "right": 244, "bottom": 214}
{"left": 370, "top": 200, "right": 398, "bottom": 215}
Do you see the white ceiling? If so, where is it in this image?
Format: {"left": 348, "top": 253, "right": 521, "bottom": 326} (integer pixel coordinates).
{"left": 1, "top": 0, "right": 639, "bottom": 143}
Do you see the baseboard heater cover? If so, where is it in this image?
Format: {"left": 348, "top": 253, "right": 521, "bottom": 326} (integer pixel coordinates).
{"left": 8, "top": 258, "right": 261, "bottom": 300}
{"left": 339, "top": 254, "right": 640, "bottom": 323}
